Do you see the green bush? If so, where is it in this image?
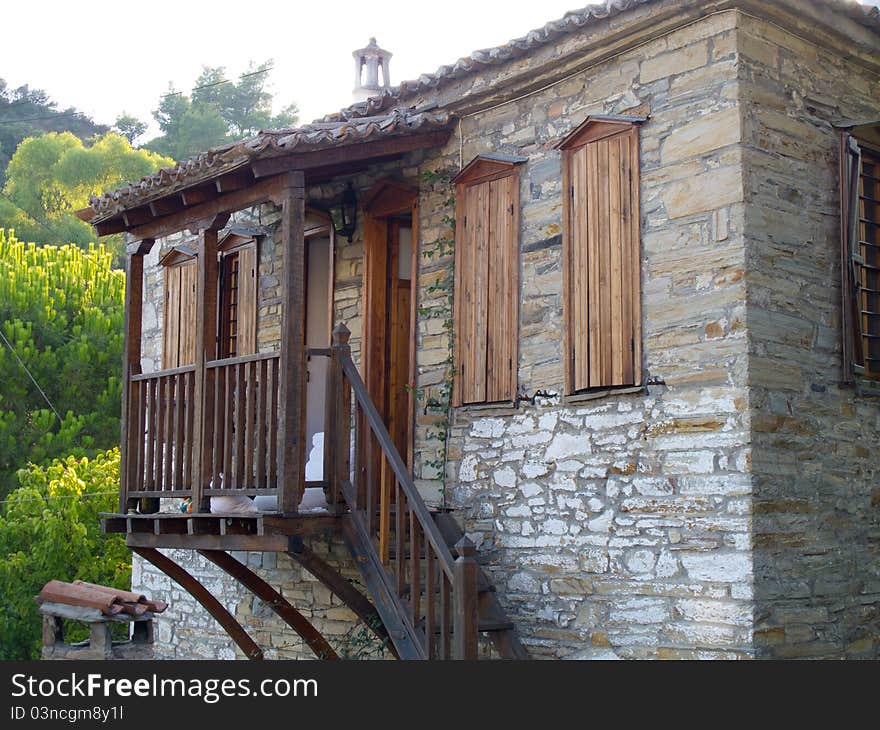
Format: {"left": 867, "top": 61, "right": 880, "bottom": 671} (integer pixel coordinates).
{"left": 0, "top": 229, "right": 124, "bottom": 498}
{"left": 0, "top": 448, "right": 129, "bottom": 660}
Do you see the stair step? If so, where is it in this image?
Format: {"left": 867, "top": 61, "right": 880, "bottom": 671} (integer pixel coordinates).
{"left": 479, "top": 619, "right": 515, "bottom": 632}
{"left": 418, "top": 618, "right": 515, "bottom": 634}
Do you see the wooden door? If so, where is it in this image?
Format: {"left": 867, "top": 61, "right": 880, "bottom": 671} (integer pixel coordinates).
{"left": 362, "top": 209, "right": 415, "bottom": 562}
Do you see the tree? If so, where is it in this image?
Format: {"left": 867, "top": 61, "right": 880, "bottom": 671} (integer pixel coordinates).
{"left": 0, "top": 230, "right": 125, "bottom": 498}
{"left": 113, "top": 113, "right": 147, "bottom": 145}
{"left": 0, "top": 132, "right": 173, "bottom": 256}
{"left": 0, "top": 78, "right": 107, "bottom": 182}
{"left": 0, "top": 449, "right": 129, "bottom": 659}
{"left": 146, "top": 61, "right": 299, "bottom": 162}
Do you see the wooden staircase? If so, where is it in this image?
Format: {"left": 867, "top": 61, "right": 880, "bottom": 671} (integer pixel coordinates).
{"left": 327, "top": 324, "right": 528, "bottom": 660}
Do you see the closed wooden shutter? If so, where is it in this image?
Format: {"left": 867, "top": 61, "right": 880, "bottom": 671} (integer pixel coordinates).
{"left": 562, "top": 120, "right": 641, "bottom": 392}
{"left": 453, "top": 163, "right": 519, "bottom": 405}
{"left": 162, "top": 259, "right": 197, "bottom": 369}
{"left": 237, "top": 245, "right": 257, "bottom": 356}
{"left": 178, "top": 262, "right": 197, "bottom": 365}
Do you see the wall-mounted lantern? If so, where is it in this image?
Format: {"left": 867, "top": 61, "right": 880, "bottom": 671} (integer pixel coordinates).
{"left": 331, "top": 182, "right": 358, "bottom": 242}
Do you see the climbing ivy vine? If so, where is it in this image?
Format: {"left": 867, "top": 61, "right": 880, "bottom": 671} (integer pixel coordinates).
{"left": 413, "top": 166, "right": 457, "bottom": 500}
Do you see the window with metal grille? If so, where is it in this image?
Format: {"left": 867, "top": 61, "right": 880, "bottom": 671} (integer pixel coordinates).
{"left": 218, "top": 237, "right": 257, "bottom": 359}
{"left": 841, "top": 129, "right": 880, "bottom": 382}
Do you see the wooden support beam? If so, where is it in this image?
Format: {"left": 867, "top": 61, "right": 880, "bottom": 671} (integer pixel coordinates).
{"left": 122, "top": 207, "right": 154, "bottom": 227}
{"left": 286, "top": 536, "right": 398, "bottom": 658}
{"left": 198, "top": 550, "right": 339, "bottom": 660}
{"left": 278, "top": 171, "right": 306, "bottom": 514}
{"left": 181, "top": 184, "right": 218, "bottom": 207}
{"left": 94, "top": 217, "right": 128, "bottom": 237}
{"left": 216, "top": 170, "right": 253, "bottom": 193}
{"left": 251, "top": 131, "right": 452, "bottom": 178}
{"left": 131, "top": 547, "right": 263, "bottom": 659}
{"left": 127, "top": 533, "right": 289, "bottom": 551}
{"left": 126, "top": 175, "right": 285, "bottom": 240}
{"left": 126, "top": 239, "right": 156, "bottom": 256}
{"left": 119, "top": 249, "right": 148, "bottom": 513}
{"left": 149, "top": 196, "right": 184, "bottom": 217}
{"left": 193, "top": 226, "right": 221, "bottom": 513}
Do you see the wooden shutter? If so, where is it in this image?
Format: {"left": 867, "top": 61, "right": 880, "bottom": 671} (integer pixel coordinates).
{"left": 237, "top": 245, "right": 257, "bottom": 356}
{"left": 453, "top": 159, "right": 520, "bottom": 406}
{"left": 178, "top": 262, "right": 197, "bottom": 365}
{"left": 561, "top": 119, "right": 642, "bottom": 393}
{"left": 162, "top": 259, "right": 197, "bottom": 369}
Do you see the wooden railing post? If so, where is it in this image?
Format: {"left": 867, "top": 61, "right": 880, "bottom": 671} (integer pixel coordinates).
{"left": 278, "top": 171, "right": 306, "bottom": 514}
{"left": 120, "top": 241, "right": 151, "bottom": 513}
{"left": 193, "top": 219, "right": 226, "bottom": 513}
{"left": 453, "top": 536, "right": 479, "bottom": 660}
{"left": 324, "top": 324, "right": 351, "bottom": 514}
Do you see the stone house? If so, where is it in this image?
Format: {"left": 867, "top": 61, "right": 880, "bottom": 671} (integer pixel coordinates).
{"left": 82, "top": 0, "right": 880, "bottom": 660}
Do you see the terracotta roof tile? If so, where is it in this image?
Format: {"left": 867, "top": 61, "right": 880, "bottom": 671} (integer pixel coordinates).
{"left": 88, "top": 109, "right": 450, "bottom": 219}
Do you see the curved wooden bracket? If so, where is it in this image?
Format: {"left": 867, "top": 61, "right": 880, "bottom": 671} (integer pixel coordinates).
{"left": 286, "top": 537, "right": 398, "bottom": 659}
{"left": 198, "top": 549, "right": 339, "bottom": 660}
{"left": 131, "top": 546, "right": 263, "bottom": 660}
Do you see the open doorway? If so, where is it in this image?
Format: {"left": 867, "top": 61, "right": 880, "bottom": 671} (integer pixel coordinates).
{"left": 304, "top": 214, "right": 334, "bottom": 482}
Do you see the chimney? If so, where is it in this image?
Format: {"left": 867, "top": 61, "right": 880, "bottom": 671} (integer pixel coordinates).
{"left": 353, "top": 37, "right": 392, "bottom": 103}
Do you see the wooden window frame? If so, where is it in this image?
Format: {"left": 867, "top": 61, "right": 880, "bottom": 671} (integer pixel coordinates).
{"left": 451, "top": 155, "right": 524, "bottom": 407}
{"left": 557, "top": 115, "right": 644, "bottom": 396}
{"left": 840, "top": 123, "right": 880, "bottom": 387}
{"left": 218, "top": 231, "right": 259, "bottom": 359}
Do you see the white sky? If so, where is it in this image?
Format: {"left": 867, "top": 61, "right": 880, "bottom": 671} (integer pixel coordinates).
{"left": 3, "top": 0, "right": 877, "bottom": 141}
{"left": 2, "top": 0, "right": 583, "bottom": 139}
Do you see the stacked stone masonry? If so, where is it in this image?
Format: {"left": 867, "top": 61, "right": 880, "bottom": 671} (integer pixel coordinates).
{"left": 132, "top": 1, "right": 879, "bottom": 660}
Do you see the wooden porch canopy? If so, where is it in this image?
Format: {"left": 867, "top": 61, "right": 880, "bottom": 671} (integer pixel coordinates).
{"left": 82, "top": 109, "right": 452, "bottom": 518}
{"left": 77, "top": 108, "right": 452, "bottom": 240}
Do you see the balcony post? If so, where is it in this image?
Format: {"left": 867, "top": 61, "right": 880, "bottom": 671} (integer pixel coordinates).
{"left": 120, "top": 240, "right": 152, "bottom": 513}
{"left": 452, "top": 536, "right": 479, "bottom": 660}
{"left": 193, "top": 219, "right": 226, "bottom": 513}
{"left": 324, "top": 324, "right": 351, "bottom": 514}
{"left": 279, "top": 171, "right": 306, "bottom": 514}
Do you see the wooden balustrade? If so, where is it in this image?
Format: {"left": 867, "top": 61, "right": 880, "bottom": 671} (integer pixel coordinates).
{"left": 204, "top": 352, "right": 280, "bottom": 497}
{"left": 326, "top": 324, "right": 478, "bottom": 659}
{"left": 122, "top": 352, "right": 283, "bottom": 507}
{"left": 127, "top": 365, "right": 197, "bottom": 498}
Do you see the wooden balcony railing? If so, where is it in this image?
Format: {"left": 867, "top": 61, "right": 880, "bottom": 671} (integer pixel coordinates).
{"left": 324, "top": 324, "right": 479, "bottom": 659}
{"left": 122, "top": 352, "right": 283, "bottom": 507}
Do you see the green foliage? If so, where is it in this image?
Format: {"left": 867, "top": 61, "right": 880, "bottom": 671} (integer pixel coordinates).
{"left": 113, "top": 113, "right": 147, "bottom": 146}
{"left": 0, "top": 79, "right": 107, "bottom": 184}
{"left": 1, "top": 132, "right": 173, "bottom": 257}
{"left": 0, "top": 230, "right": 124, "bottom": 498}
{"left": 0, "top": 449, "right": 129, "bottom": 659}
{"left": 145, "top": 61, "right": 299, "bottom": 162}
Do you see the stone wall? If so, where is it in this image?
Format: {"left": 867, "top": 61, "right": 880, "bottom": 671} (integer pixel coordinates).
{"left": 134, "top": 537, "right": 389, "bottom": 660}
{"left": 416, "top": 9, "right": 755, "bottom": 658}
{"left": 738, "top": 13, "right": 880, "bottom": 659}
{"left": 130, "top": 1, "right": 879, "bottom": 660}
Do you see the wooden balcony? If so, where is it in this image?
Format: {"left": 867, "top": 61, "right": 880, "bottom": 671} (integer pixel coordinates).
{"left": 123, "top": 351, "right": 285, "bottom": 506}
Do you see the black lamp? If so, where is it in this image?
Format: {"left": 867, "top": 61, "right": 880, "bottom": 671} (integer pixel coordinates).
{"left": 331, "top": 181, "right": 357, "bottom": 242}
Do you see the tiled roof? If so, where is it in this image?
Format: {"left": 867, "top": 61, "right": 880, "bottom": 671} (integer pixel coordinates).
{"left": 89, "top": 0, "right": 879, "bottom": 219}
{"left": 320, "top": 0, "right": 880, "bottom": 124}
{"left": 38, "top": 579, "right": 168, "bottom": 616}
{"left": 88, "top": 109, "right": 450, "bottom": 218}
